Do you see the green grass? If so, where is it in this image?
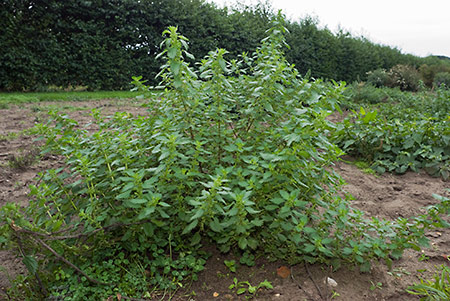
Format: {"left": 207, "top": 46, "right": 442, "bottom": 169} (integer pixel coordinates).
{"left": 0, "top": 91, "right": 143, "bottom": 105}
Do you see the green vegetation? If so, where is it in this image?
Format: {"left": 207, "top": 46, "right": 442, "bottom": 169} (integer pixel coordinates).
{"left": 0, "top": 91, "right": 142, "bottom": 105}
{"left": 1, "top": 16, "right": 449, "bottom": 299}
{"left": 407, "top": 261, "right": 450, "bottom": 300}
{"left": 334, "top": 87, "right": 450, "bottom": 179}
{"left": 228, "top": 277, "right": 273, "bottom": 296}
{"left": 2, "top": 0, "right": 449, "bottom": 91}
{"left": 7, "top": 148, "right": 40, "bottom": 170}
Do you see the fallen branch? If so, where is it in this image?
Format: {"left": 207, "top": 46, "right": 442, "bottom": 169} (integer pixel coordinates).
{"left": 291, "top": 266, "right": 315, "bottom": 301}
{"left": 304, "top": 262, "right": 325, "bottom": 300}
{"left": 32, "top": 237, "right": 109, "bottom": 286}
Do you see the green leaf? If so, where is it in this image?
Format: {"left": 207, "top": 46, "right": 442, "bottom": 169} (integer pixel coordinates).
{"left": 138, "top": 207, "right": 156, "bottom": 220}
{"left": 238, "top": 237, "right": 248, "bottom": 250}
{"left": 182, "top": 219, "right": 198, "bottom": 235}
{"left": 167, "top": 47, "right": 177, "bottom": 59}
{"left": 245, "top": 207, "right": 260, "bottom": 214}
{"left": 170, "top": 61, "right": 181, "bottom": 76}
{"left": 237, "top": 288, "right": 246, "bottom": 295}
{"left": 190, "top": 232, "right": 201, "bottom": 246}
{"left": 190, "top": 209, "right": 204, "bottom": 221}
{"left": 209, "top": 218, "right": 223, "bottom": 232}
{"left": 280, "top": 190, "right": 290, "bottom": 200}
{"left": 23, "top": 255, "right": 38, "bottom": 275}
{"left": 270, "top": 197, "right": 284, "bottom": 205}
{"left": 417, "top": 236, "right": 430, "bottom": 247}
{"left": 218, "top": 58, "right": 227, "bottom": 71}
{"left": 143, "top": 223, "right": 154, "bottom": 237}
{"left": 303, "top": 244, "right": 315, "bottom": 253}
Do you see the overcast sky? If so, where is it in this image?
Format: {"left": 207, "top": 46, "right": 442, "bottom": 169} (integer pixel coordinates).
{"left": 207, "top": 0, "right": 450, "bottom": 58}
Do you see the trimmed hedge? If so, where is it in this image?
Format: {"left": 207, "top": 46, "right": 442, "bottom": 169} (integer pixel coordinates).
{"left": 0, "top": 0, "right": 448, "bottom": 91}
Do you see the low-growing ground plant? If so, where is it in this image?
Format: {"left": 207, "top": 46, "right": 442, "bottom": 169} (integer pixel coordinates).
{"left": 333, "top": 88, "right": 450, "bottom": 179}
{"left": 7, "top": 148, "right": 40, "bottom": 170}
{"left": 0, "top": 13, "right": 449, "bottom": 299}
{"left": 407, "top": 262, "right": 450, "bottom": 300}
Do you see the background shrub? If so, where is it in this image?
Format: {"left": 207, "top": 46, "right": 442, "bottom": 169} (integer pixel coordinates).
{"left": 433, "top": 72, "right": 450, "bottom": 89}
{"left": 366, "top": 68, "right": 390, "bottom": 88}
{"left": 387, "top": 64, "right": 421, "bottom": 91}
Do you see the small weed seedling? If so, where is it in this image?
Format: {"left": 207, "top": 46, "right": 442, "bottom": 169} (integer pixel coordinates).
{"left": 224, "top": 260, "right": 237, "bottom": 273}
{"left": 407, "top": 263, "right": 450, "bottom": 300}
{"left": 387, "top": 267, "right": 411, "bottom": 279}
{"left": 370, "top": 281, "right": 383, "bottom": 291}
{"left": 229, "top": 277, "right": 273, "bottom": 297}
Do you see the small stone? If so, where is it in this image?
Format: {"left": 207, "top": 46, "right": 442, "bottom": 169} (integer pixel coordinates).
{"left": 326, "top": 277, "right": 338, "bottom": 287}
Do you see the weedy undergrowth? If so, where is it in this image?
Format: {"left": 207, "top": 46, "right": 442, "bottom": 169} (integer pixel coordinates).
{"left": 407, "top": 261, "right": 450, "bottom": 300}
{"left": 0, "top": 13, "right": 449, "bottom": 299}
{"left": 333, "top": 88, "right": 450, "bottom": 179}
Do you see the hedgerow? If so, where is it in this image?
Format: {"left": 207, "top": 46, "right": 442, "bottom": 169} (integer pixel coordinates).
{"left": 1, "top": 14, "right": 449, "bottom": 299}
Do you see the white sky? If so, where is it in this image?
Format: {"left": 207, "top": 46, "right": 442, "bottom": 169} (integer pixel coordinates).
{"left": 207, "top": 0, "right": 450, "bottom": 57}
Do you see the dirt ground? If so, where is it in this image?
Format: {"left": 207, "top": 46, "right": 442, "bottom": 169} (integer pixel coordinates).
{"left": 0, "top": 99, "right": 448, "bottom": 300}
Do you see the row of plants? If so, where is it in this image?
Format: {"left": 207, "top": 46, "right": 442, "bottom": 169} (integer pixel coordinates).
{"left": 334, "top": 86, "right": 450, "bottom": 179}
{"left": 0, "top": 15, "right": 449, "bottom": 299}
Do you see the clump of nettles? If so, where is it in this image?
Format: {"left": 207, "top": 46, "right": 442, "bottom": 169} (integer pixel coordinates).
{"left": 0, "top": 12, "right": 448, "bottom": 299}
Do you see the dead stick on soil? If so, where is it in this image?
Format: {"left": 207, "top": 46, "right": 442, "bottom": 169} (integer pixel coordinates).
{"left": 32, "top": 237, "right": 109, "bottom": 286}
{"left": 304, "top": 262, "right": 325, "bottom": 300}
{"left": 13, "top": 234, "right": 48, "bottom": 296}
{"left": 291, "top": 266, "right": 315, "bottom": 301}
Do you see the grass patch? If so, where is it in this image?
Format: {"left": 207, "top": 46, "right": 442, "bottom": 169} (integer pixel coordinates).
{"left": 0, "top": 91, "right": 144, "bottom": 105}
{"left": 353, "top": 161, "right": 378, "bottom": 176}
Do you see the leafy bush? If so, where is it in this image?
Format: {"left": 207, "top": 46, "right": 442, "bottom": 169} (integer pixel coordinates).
{"left": 366, "top": 69, "right": 390, "bottom": 88}
{"left": 433, "top": 72, "right": 450, "bottom": 89}
{"left": 1, "top": 14, "right": 449, "bottom": 299}
{"left": 419, "top": 64, "right": 450, "bottom": 87}
{"left": 387, "top": 64, "right": 421, "bottom": 91}
{"left": 343, "top": 83, "right": 408, "bottom": 108}
{"left": 344, "top": 83, "right": 389, "bottom": 105}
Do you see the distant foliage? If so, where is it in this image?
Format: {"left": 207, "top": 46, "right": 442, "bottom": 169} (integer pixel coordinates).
{"left": 366, "top": 69, "right": 390, "bottom": 88}
{"left": 387, "top": 64, "right": 421, "bottom": 92}
{"left": 419, "top": 63, "right": 450, "bottom": 87}
{"left": 433, "top": 72, "right": 450, "bottom": 89}
{"left": 1, "top": 0, "right": 449, "bottom": 91}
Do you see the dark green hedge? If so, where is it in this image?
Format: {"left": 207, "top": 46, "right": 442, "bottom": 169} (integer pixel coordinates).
{"left": 0, "top": 0, "right": 446, "bottom": 91}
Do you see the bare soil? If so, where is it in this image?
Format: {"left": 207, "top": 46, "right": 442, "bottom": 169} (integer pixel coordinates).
{"left": 0, "top": 100, "right": 448, "bottom": 300}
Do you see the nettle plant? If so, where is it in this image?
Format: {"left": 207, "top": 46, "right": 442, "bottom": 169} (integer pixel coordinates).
{"left": 1, "top": 13, "right": 449, "bottom": 299}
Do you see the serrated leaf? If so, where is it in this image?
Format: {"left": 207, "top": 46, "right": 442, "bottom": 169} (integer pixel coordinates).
{"left": 190, "top": 232, "right": 201, "bottom": 246}
{"left": 182, "top": 219, "right": 198, "bottom": 235}
{"left": 143, "top": 223, "right": 154, "bottom": 237}
{"left": 209, "top": 218, "right": 223, "bottom": 232}
{"left": 190, "top": 209, "right": 204, "bottom": 221}
{"left": 23, "top": 255, "right": 38, "bottom": 274}
{"left": 245, "top": 207, "right": 260, "bottom": 214}
{"left": 167, "top": 47, "right": 177, "bottom": 59}
{"left": 138, "top": 207, "right": 156, "bottom": 220}
{"left": 280, "top": 190, "right": 290, "bottom": 200}
{"left": 238, "top": 237, "right": 248, "bottom": 250}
